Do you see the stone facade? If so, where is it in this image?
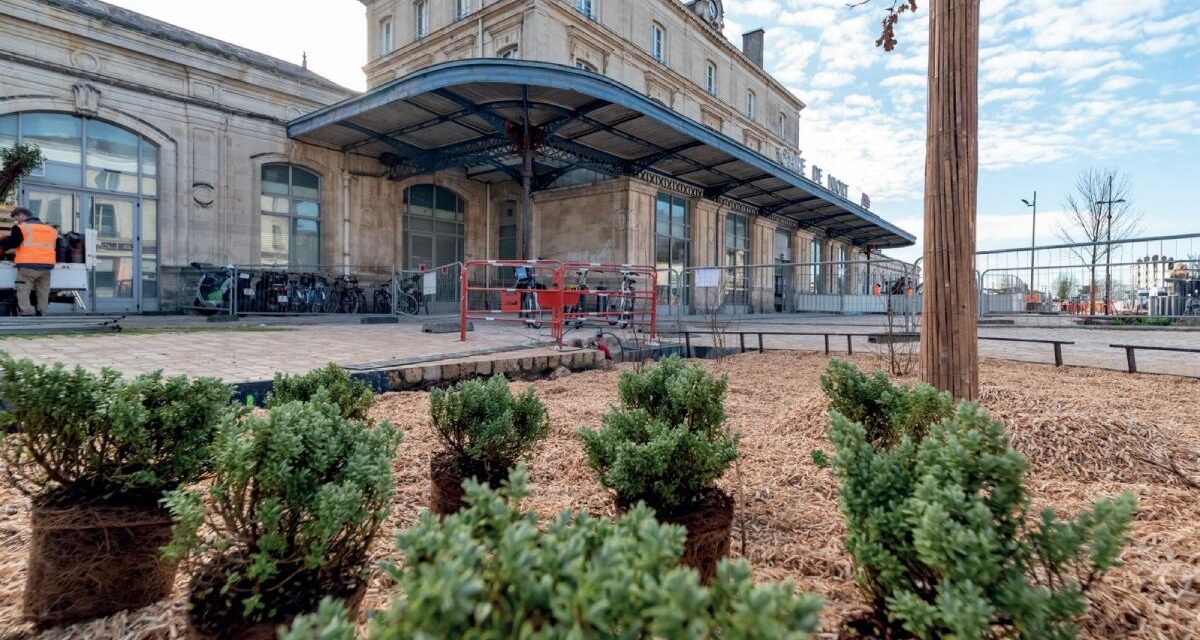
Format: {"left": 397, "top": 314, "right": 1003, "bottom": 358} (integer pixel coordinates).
{"left": 0, "top": 0, "right": 882, "bottom": 314}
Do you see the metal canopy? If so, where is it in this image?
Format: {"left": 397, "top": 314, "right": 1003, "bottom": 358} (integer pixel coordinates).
{"left": 288, "top": 60, "right": 915, "bottom": 249}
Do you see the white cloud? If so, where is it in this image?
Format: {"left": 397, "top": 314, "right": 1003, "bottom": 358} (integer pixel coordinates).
{"left": 881, "top": 74, "right": 925, "bottom": 89}
{"left": 811, "top": 70, "right": 855, "bottom": 88}
{"left": 1134, "top": 34, "right": 1185, "bottom": 56}
{"left": 1099, "top": 76, "right": 1142, "bottom": 93}
{"left": 736, "top": 0, "right": 782, "bottom": 19}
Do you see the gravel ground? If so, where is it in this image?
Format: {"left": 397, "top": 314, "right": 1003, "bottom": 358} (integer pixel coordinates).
{"left": 1, "top": 353, "right": 1197, "bottom": 639}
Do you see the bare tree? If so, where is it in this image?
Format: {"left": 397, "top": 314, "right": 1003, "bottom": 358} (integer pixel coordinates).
{"left": 1057, "top": 168, "right": 1142, "bottom": 315}
{"left": 854, "top": 0, "right": 980, "bottom": 399}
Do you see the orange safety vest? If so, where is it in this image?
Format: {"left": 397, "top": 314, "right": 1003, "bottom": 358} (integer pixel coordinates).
{"left": 14, "top": 222, "right": 58, "bottom": 267}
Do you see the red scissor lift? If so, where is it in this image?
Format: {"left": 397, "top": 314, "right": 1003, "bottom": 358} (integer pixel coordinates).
{"left": 461, "top": 260, "right": 656, "bottom": 349}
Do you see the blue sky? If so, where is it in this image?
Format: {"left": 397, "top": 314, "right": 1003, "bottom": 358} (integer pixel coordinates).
{"left": 719, "top": 0, "right": 1200, "bottom": 261}
{"left": 105, "top": 0, "right": 1200, "bottom": 262}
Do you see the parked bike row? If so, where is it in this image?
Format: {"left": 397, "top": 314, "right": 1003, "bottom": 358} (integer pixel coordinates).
{"left": 184, "top": 264, "right": 430, "bottom": 316}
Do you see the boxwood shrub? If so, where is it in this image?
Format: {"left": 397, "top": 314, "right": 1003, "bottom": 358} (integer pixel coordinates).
{"left": 429, "top": 374, "right": 549, "bottom": 478}
{"left": 266, "top": 364, "right": 374, "bottom": 421}
{"left": 579, "top": 355, "right": 737, "bottom": 511}
{"left": 827, "top": 401, "right": 1136, "bottom": 639}
{"left": 163, "top": 391, "right": 400, "bottom": 631}
{"left": 282, "top": 466, "right": 823, "bottom": 640}
{"left": 820, "top": 358, "right": 953, "bottom": 447}
{"left": 0, "top": 353, "right": 231, "bottom": 502}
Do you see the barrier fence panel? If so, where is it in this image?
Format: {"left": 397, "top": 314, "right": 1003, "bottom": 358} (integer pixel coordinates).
{"left": 395, "top": 262, "right": 462, "bottom": 316}
{"left": 671, "top": 258, "right": 920, "bottom": 325}
{"left": 461, "top": 261, "right": 658, "bottom": 348}
{"left": 976, "top": 233, "right": 1200, "bottom": 318}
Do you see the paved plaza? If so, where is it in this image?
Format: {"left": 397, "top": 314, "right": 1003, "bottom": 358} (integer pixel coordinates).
{"left": 0, "top": 314, "right": 1196, "bottom": 382}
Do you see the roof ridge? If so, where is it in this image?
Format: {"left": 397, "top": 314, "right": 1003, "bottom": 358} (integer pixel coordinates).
{"left": 34, "top": 0, "right": 355, "bottom": 95}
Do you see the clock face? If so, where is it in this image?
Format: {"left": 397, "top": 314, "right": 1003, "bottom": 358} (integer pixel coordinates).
{"left": 707, "top": 0, "right": 718, "bottom": 20}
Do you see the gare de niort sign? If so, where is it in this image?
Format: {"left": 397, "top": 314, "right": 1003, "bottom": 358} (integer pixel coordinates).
{"left": 777, "top": 147, "right": 872, "bottom": 211}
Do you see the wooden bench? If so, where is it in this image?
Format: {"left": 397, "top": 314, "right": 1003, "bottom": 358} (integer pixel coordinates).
{"left": 1109, "top": 344, "right": 1200, "bottom": 373}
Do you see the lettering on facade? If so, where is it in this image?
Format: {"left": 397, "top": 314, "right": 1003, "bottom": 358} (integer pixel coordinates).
{"left": 776, "top": 146, "right": 871, "bottom": 209}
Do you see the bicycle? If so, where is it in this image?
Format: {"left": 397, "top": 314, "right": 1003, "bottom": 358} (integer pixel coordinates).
{"left": 607, "top": 270, "right": 638, "bottom": 329}
{"left": 565, "top": 268, "right": 591, "bottom": 329}
{"left": 514, "top": 265, "right": 545, "bottom": 329}
{"left": 395, "top": 274, "right": 424, "bottom": 316}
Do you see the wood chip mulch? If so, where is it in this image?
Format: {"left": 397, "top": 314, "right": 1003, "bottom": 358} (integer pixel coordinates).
{"left": 1, "top": 353, "right": 1197, "bottom": 639}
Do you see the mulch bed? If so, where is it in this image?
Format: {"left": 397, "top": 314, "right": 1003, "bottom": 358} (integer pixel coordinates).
{"left": 1, "top": 352, "right": 1197, "bottom": 639}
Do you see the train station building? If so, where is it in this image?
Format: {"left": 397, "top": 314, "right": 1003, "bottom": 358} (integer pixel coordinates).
{"left": 1, "top": 0, "right": 914, "bottom": 314}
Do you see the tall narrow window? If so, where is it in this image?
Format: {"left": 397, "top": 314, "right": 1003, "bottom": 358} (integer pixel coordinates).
{"left": 838, "top": 245, "right": 849, "bottom": 293}
{"left": 651, "top": 24, "right": 665, "bottom": 62}
{"left": 655, "top": 193, "right": 690, "bottom": 305}
{"left": 577, "top": 0, "right": 595, "bottom": 18}
{"left": 746, "top": 90, "right": 757, "bottom": 121}
{"left": 725, "top": 214, "right": 749, "bottom": 268}
{"left": 415, "top": 1, "right": 428, "bottom": 39}
{"left": 456, "top": 0, "right": 470, "bottom": 19}
{"left": 778, "top": 113, "right": 787, "bottom": 140}
{"left": 379, "top": 17, "right": 393, "bottom": 55}
{"left": 260, "top": 164, "right": 321, "bottom": 268}
{"left": 705, "top": 61, "right": 716, "bottom": 96}
{"left": 809, "top": 238, "right": 823, "bottom": 292}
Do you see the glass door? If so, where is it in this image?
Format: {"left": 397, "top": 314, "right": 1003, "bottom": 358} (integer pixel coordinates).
{"left": 89, "top": 195, "right": 140, "bottom": 312}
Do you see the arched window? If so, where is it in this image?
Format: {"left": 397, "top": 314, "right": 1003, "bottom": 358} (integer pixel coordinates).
{"left": 260, "top": 164, "right": 321, "bottom": 267}
{"left": 404, "top": 184, "right": 464, "bottom": 270}
{"left": 3, "top": 111, "right": 160, "bottom": 310}
{"left": 575, "top": 58, "right": 599, "bottom": 73}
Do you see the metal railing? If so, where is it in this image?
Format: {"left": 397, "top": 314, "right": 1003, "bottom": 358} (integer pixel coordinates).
{"left": 975, "top": 233, "right": 1200, "bottom": 319}
{"left": 666, "top": 258, "right": 921, "bottom": 325}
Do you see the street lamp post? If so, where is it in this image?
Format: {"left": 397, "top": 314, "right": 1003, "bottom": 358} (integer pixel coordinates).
{"left": 1096, "top": 175, "right": 1126, "bottom": 317}
{"left": 1021, "top": 192, "right": 1037, "bottom": 307}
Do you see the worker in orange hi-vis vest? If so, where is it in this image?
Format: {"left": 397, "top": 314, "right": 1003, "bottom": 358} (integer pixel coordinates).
{"left": 872, "top": 282, "right": 881, "bottom": 296}
{"left": 1, "top": 207, "right": 59, "bottom": 316}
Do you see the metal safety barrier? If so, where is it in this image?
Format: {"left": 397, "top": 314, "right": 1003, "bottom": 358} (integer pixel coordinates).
{"left": 460, "top": 260, "right": 657, "bottom": 349}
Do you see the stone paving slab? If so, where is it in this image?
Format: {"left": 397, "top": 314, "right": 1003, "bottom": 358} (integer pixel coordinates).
{"left": 0, "top": 323, "right": 545, "bottom": 383}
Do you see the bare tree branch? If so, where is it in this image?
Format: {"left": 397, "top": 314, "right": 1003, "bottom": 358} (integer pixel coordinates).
{"left": 848, "top": 0, "right": 920, "bottom": 51}
{"left": 1056, "top": 168, "right": 1144, "bottom": 312}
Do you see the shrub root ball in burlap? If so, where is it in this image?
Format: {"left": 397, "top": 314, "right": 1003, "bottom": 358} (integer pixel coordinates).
{"left": 24, "top": 498, "right": 177, "bottom": 628}
{"left": 618, "top": 488, "right": 734, "bottom": 583}
{"left": 429, "top": 451, "right": 506, "bottom": 516}
{"left": 185, "top": 556, "right": 367, "bottom": 640}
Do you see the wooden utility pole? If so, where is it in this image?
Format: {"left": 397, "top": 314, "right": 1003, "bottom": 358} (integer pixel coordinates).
{"left": 920, "top": 0, "right": 980, "bottom": 400}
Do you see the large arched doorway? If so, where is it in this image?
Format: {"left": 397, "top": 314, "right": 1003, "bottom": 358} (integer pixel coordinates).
{"left": 403, "top": 184, "right": 464, "bottom": 270}
{"left": 1, "top": 112, "right": 160, "bottom": 312}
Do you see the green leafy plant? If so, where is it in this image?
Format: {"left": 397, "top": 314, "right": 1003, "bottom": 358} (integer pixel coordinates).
{"left": 281, "top": 466, "right": 823, "bottom": 640}
{"left": 429, "top": 374, "right": 549, "bottom": 478}
{"left": 827, "top": 402, "right": 1136, "bottom": 639}
{"left": 163, "top": 393, "right": 401, "bottom": 630}
{"left": 1, "top": 142, "right": 42, "bottom": 203}
{"left": 266, "top": 363, "right": 374, "bottom": 421}
{"left": 820, "top": 358, "right": 953, "bottom": 448}
{"left": 0, "top": 353, "right": 231, "bottom": 502}
{"left": 579, "top": 355, "right": 737, "bottom": 511}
